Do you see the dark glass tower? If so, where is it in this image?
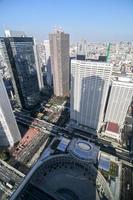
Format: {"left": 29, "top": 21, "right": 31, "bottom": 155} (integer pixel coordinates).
{"left": 3, "top": 37, "right": 40, "bottom": 109}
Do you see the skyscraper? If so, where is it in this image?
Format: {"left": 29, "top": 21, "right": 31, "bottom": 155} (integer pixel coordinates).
{"left": 104, "top": 77, "right": 133, "bottom": 129}
{"left": 77, "top": 40, "right": 87, "bottom": 60}
{"left": 35, "top": 42, "right": 44, "bottom": 91}
{"left": 0, "top": 75, "right": 21, "bottom": 147}
{"left": 44, "top": 40, "right": 52, "bottom": 87}
{"left": 44, "top": 40, "right": 50, "bottom": 65}
{"left": 0, "top": 35, "right": 40, "bottom": 109}
{"left": 70, "top": 60, "right": 112, "bottom": 132}
{"left": 5, "top": 30, "right": 27, "bottom": 37}
{"left": 49, "top": 29, "right": 70, "bottom": 97}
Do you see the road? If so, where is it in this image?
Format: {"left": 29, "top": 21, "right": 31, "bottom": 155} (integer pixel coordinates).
{"left": 120, "top": 164, "right": 133, "bottom": 200}
{"left": 15, "top": 111, "right": 133, "bottom": 166}
{"left": 0, "top": 159, "right": 24, "bottom": 199}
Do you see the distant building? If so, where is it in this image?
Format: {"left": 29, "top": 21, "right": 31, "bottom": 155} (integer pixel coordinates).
{"left": 44, "top": 40, "right": 50, "bottom": 65}
{"left": 5, "top": 30, "right": 27, "bottom": 37}
{"left": 0, "top": 35, "right": 40, "bottom": 109}
{"left": 35, "top": 43, "right": 45, "bottom": 91}
{"left": 0, "top": 76, "right": 21, "bottom": 147}
{"left": 104, "top": 77, "right": 133, "bottom": 140}
{"left": 77, "top": 40, "right": 87, "bottom": 56}
{"left": 49, "top": 29, "right": 70, "bottom": 96}
{"left": 70, "top": 60, "right": 112, "bottom": 132}
{"left": 44, "top": 40, "right": 52, "bottom": 87}
{"left": 77, "top": 54, "right": 86, "bottom": 60}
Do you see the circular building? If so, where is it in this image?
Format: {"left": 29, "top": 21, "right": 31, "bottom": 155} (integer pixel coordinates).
{"left": 11, "top": 154, "right": 113, "bottom": 200}
{"left": 68, "top": 138, "right": 99, "bottom": 163}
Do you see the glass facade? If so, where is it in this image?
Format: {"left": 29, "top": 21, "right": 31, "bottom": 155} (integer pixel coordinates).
{"left": 4, "top": 37, "right": 40, "bottom": 109}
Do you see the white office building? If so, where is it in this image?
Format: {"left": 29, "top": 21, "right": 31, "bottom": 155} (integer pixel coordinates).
{"left": 70, "top": 60, "right": 112, "bottom": 132}
{"left": 44, "top": 40, "right": 50, "bottom": 65}
{"left": 34, "top": 41, "right": 44, "bottom": 91}
{"left": 5, "top": 30, "right": 27, "bottom": 37}
{"left": 104, "top": 77, "right": 133, "bottom": 128}
{"left": 0, "top": 76, "right": 21, "bottom": 147}
{"left": 44, "top": 40, "right": 52, "bottom": 86}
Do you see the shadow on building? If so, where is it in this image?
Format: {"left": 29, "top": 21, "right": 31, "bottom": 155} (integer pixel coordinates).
{"left": 71, "top": 75, "right": 106, "bottom": 135}
{"left": 6, "top": 72, "right": 116, "bottom": 200}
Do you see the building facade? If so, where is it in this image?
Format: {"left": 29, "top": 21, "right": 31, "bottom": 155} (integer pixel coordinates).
{"left": 34, "top": 42, "right": 44, "bottom": 91}
{"left": 44, "top": 40, "right": 50, "bottom": 65}
{"left": 0, "top": 76, "right": 21, "bottom": 147}
{"left": 104, "top": 78, "right": 133, "bottom": 128}
{"left": 70, "top": 60, "right": 112, "bottom": 131}
{"left": 1, "top": 36, "right": 40, "bottom": 109}
{"left": 44, "top": 40, "right": 52, "bottom": 87}
{"left": 49, "top": 30, "right": 69, "bottom": 96}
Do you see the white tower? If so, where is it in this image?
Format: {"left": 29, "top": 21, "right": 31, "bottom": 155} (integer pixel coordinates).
{"left": 104, "top": 77, "right": 133, "bottom": 127}
{"left": 0, "top": 76, "right": 21, "bottom": 147}
{"left": 70, "top": 60, "right": 112, "bottom": 132}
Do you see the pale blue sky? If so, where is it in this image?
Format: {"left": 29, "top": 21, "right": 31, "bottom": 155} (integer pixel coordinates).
{"left": 0, "top": 0, "right": 133, "bottom": 42}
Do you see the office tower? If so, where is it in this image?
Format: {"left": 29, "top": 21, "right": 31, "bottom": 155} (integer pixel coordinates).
{"left": 70, "top": 60, "right": 112, "bottom": 132}
{"left": 44, "top": 40, "right": 50, "bottom": 65}
{"left": 0, "top": 75, "right": 21, "bottom": 147}
{"left": 49, "top": 29, "right": 70, "bottom": 96}
{"left": 77, "top": 40, "right": 87, "bottom": 60}
{"left": 104, "top": 77, "right": 133, "bottom": 130}
{"left": 5, "top": 30, "right": 27, "bottom": 37}
{"left": 77, "top": 40, "right": 87, "bottom": 55}
{"left": 35, "top": 42, "right": 44, "bottom": 91}
{"left": 1, "top": 35, "right": 40, "bottom": 109}
{"left": 44, "top": 40, "right": 52, "bottom": 86}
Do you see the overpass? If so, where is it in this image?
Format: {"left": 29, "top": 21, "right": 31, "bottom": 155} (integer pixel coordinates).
{"left": 15, "top": 111, "right": 133, "bottom": 167}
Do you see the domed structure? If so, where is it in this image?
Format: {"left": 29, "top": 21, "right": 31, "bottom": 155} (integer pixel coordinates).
{"left": 68, "top": 138, "right": 99, "bottom": 163}
{"left": 11, "top": 154, "right": 113, "bottom": 200}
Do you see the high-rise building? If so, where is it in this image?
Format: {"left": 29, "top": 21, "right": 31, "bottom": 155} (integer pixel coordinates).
{"left": 104, "top": 77, "right": 133, "bottom": 129}
{"left": 35, "top": 42, "right": 44, "bottom": 91}
{"left": 5, "top": 30, "right": 27, "bottom": 37}
{"left": 44, "top": 40, "right": 50, "bottom": 65}
{"left": 0, "top": 35, "right": 40, "bottom": 109}
{"left": 44, "top": 40, "right": 52, "bottom": 86}
{"left": 77, "top": 39, "right": 87, "bottom": 60}
{"left": 0, "top": 75, "right": 21, "bottom": 147}
{"left": 70, "top": 60, "right": 112, "bottom": 132}
{"left": 49, "top": 29, "right": 70, "bottom": 96}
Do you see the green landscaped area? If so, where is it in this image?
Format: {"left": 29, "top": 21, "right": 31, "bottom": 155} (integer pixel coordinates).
{"left": 0, "top": 150, "right": 10, "bottom": 161}
{"left": 99, "top": 161, "right": 119, "bottom": 180}
{"left": 109, "top": 161, "right": 118, "bottom": 177}
{"left": 48, "top": 96, "right": 67, "bottom": 106}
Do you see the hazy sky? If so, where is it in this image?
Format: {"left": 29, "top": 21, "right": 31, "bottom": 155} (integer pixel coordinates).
{"left": 0, "top": 0, "right": 133, "bottom": 42}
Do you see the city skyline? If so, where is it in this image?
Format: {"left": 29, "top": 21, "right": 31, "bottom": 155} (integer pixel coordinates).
{"left": 0, "top": 1, "right": 133, "bottom": 198}
{"left": 0, "top": 0, "right": 133, "bottom": 42}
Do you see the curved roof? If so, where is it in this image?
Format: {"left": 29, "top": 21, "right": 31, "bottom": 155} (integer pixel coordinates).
{"left": 12, "top": 154, "right": 113, "bottom": 200}
{"left": 68, "top": 138, "right": 99, "bottom": 163}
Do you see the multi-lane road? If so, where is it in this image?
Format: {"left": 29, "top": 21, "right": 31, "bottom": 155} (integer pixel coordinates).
{"left": 121, "top": 164, "right": 133, "bottom": 200}
{"left": 0, "top": 159, "right": 24, "bottom": 199}
{"left": 15, "top": 111, "right": 133, "bottom": 166}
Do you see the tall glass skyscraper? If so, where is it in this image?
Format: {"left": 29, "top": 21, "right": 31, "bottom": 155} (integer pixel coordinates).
{"left": 0, "top": 36, "right": 40, "bottom": 109}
